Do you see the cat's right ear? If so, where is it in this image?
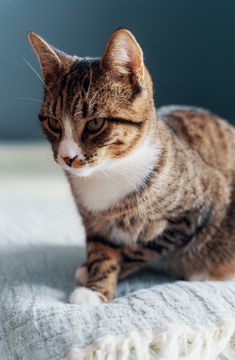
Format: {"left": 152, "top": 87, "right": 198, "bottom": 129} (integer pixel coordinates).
{"left": 101, "top": 28, "right": 144, "bottom": 82}
{"left": 28, "top": 32, "right": 62, "bottom": 82}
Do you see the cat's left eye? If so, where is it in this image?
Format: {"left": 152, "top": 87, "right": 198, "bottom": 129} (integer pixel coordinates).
{"left": 86, "top": 118, "right": 105, "bottom": 133}
{"left": 47, "top": 117, "right": 62, "bottom": 134}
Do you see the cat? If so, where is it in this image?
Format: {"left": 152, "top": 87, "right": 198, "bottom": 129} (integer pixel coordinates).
{"left": 28, "top": 28, "right": 235, "bottom": 305}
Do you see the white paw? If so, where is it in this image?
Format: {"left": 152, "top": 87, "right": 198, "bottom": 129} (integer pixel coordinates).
{"left": 74, "top": 265, "right": 88, "bottom": 286}
{"left": 69, "top": 287, "right": 102, "bottom": 306}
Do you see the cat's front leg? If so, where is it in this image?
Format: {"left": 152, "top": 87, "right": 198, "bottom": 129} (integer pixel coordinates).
{"left": 70, "top": 238, "right": 121, "bottom": 305}
{"left": 74, "top": 246, "right": 157, "bottom": 285}
{"left": 74, "top": 262, "right": 88, "bottom": 286}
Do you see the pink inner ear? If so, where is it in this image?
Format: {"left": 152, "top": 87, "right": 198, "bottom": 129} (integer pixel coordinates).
{"left": 101, "top": 29, "right": 144, "bottom": 80}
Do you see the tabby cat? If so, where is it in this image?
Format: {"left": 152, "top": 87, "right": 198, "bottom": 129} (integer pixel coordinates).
{"left": 28, "top": 29, "right": 235, "bottom": 305}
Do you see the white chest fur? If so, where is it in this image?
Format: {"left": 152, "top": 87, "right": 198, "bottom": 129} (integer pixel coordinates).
{"left": 69, "top": 139, "right": 161, "bottom": 212}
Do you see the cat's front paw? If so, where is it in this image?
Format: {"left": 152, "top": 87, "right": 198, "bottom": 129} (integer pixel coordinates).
{"left": 69, "top": 287, "right": 102, "bottom": 306}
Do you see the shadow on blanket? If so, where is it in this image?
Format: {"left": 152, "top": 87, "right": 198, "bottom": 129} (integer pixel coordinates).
{"left": 0, "top": 245, "right": 173, "bottom": 303}
{"left": 1, "top": 245, "right": 235, "bottom": 360}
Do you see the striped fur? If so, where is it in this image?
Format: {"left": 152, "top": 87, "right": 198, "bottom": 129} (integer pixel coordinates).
{"left": 29, "top": 29, "right": 235, "bottom": 303}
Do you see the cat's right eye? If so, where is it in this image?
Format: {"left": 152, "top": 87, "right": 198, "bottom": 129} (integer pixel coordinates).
{"left": 46, "top": 117, "right": 62, "bottom": 134}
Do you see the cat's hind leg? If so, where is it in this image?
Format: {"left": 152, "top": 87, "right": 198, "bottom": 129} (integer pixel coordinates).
{"left": 188, "top": 259, "right": 235, "bottom": 281}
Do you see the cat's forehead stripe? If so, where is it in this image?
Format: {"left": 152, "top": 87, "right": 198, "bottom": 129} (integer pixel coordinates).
{"left": 67, "top": 60, "right": 91, "bottom": 99}
{"left": 58, "top": 74, "right": 68, "bottom": 113}
{"left": 92, "top": 103, "right": 98, "bottom": 115}
{"left": 71, "top": 95, "right": 81, "bottom": 117}
{"left": 82, "top": 102, "right": 88, "bottom": 118}
{"left": 58, "top": 59, "right": 94, "bottom": 117}
{"left": 51, "top": 57, "right": 142, "bottom": 120}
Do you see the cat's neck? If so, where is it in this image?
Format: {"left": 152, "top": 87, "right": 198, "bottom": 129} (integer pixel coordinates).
{"left": 68, "top": 131, "right": 162, "bottom": 212}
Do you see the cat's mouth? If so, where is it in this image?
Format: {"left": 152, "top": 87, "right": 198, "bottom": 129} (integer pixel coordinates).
{"left": 57, "top": 159, "right": 97, "bottom": 177}
{"left": 58, "top": 156, "right": 113, "bottom": 178}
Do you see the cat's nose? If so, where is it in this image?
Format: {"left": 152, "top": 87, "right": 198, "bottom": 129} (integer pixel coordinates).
{"left": 63, "top": 155, "right": 78, "bottom": 167}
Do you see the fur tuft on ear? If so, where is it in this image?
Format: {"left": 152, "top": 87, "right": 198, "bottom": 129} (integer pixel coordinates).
{"left": 101, "top": 28, "right": 144, "bottom": 81}
{"left": 28, "top": 32, "right": 62, "bottom": 82}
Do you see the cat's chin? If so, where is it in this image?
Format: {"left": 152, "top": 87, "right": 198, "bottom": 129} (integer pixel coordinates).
{"left": 55, "top": 158, "right": 92, "bottom": 177}
{"left": 60, "top": 160, "right": 111, "bottom": 178}
{"left": 64, "top": 166, "right": 95, "bottom": 177}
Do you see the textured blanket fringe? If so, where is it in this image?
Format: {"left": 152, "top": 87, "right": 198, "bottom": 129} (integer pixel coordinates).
{"left": 64, "top": 323, "right": 235, "bottom": 360}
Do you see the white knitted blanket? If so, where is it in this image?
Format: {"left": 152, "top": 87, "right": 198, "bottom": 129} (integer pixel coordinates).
{"left": 0, "top": 143, "right": 235, "bottom": 360}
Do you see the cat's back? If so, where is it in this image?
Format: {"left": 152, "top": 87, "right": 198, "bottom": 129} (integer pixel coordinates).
{"left": 158, "top": 105, "right": 235, "bottom": 180}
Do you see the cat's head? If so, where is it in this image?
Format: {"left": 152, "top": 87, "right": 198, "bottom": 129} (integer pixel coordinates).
{"left": 28, "top": 28, "right": 156, "bottom": 177}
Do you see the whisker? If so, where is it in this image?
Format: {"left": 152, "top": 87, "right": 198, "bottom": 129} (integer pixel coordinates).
{"left": 109, "top": 168, "right": 137, "bottom": 188}
{"left": 14, "top": 97, "right": 43, "bottom": 104}
{"left": 88, "top": 84, "right": 106, "bottom": 107}
{"left": 37, "top": 156, "right": 54, "bottom": 165}
{"left": 73, "top": 110, "right": 83, "bottom": 117}
{"left": 23, "top": 58, "right": 54, "bottom": 99}
{"left": 94, "top": 160, "right": 138, "bottom": 191}
{"left": 99, "top": 157, "right": 145, "bottom": 193}
{"left": 29, "top": 132, "right": 44, "bottom": 141}
{"left": 100, "top": 169, "right": 116, "bottom": 182}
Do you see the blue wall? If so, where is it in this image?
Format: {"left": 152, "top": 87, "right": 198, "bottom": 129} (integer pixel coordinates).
{"left": 1, "top": 0, "right": 235, "bottom": 139}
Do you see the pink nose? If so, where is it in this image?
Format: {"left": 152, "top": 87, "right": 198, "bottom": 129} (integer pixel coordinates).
{"left": 63, "top": 155, "right": 77, "bottom": 167}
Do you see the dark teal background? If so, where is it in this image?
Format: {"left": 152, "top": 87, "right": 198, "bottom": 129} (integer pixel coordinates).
{"left": 1, "top": 0, "right": 235, "bottom": 140}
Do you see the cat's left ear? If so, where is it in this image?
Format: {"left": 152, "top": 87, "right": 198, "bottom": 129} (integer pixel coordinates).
{"left": 101, "top": 28, "right": 144, "bottom": 82}
{"left": 28, "top": 32, "right": 64, "bottom": 82}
